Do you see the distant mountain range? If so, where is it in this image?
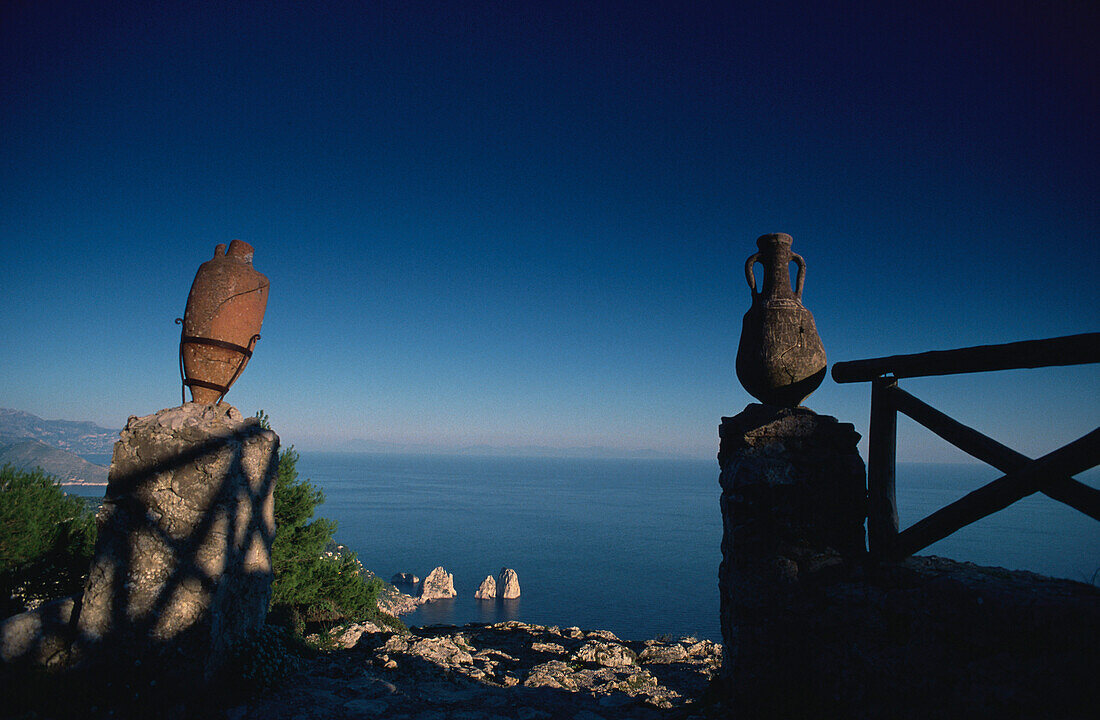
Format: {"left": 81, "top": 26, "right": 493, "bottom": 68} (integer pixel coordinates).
{"left": 0, "top": 407, "right": 693, "bottom": 481}
{"left": 0, "top": 437, "right": 109, "bottom": 485}
{"left": 316, "top": 436, "right": 685, "bottom": 460}
{"left": 0, "top": 408, "right": 117, "bottom": 484}
{"left": 0, "top": 408, "right": 119, "bottom": 457}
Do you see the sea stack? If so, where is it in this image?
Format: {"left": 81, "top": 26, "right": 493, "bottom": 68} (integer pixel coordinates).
{"left": 417, "top": 567, "right": 456, "bottom": 602}
{"left": 498, "top": 568, "right": 521, "bottom": 599}
{"left": 474, "top": 575, "right": 497, "bottom": 599}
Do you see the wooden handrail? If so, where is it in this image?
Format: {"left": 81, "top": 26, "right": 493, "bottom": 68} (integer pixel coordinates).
{"left": 832, "top": 332, "right": 1100, "bottom": 383}
{"left": 837, "top": 331, "right": 1100, "bottom": 560}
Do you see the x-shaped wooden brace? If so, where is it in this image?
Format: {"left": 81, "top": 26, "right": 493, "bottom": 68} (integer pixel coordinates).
{"left": 883, "top": 383, "right": 1100, "bottom": 559}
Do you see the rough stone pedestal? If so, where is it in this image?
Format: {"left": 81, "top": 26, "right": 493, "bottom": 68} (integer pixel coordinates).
{"left": 718, "top": 405, "right": 1100, "bottom": 718}
{"left": 75, "top": 403, "right": 278, "bottom": 683}
{"left": 718, "top": 404, "right": 865, "bottom": 711}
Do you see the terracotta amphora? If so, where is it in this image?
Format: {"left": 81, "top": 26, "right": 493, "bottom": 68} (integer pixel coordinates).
{"left": 178, "top": 240, "right": 269, "bottom": 404}
{"left": 735, "top": 233, "right": 826, "bottom": 407}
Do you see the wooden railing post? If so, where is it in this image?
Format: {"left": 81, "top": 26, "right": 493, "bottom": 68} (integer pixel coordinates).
{"left": 867, "top": 377, "right": 899, "bottom": 557}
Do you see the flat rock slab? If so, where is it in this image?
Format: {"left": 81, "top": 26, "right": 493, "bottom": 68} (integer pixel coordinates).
{"left": 240, "top": 621, "right": 723, "bottom": 719}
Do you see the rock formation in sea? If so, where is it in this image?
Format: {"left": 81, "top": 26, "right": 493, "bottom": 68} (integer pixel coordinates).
{"left": 498, "top": 567, "right": 520, "bottom": 599}
{"left": 474, "top": 575, "right": 496, "bottom": 599}
{"left": 417, "top": 566, "right": 456, "bottom": 602}
{"left": 391, "top": 572, "right": 419, "bottom": 585}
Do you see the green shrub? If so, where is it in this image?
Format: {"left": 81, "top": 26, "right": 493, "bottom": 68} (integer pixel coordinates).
{"left": 0, "top": 464, "right": 97, "bottom": 617}
{"left": 267, "top": 445, "right": 385, "bottom": 627}
{"left": 224, "top": 624, "right": 303, "bottom": 688}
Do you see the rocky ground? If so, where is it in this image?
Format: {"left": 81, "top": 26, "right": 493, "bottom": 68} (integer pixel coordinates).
{"left": 230, "top": 621, "right": 723, "bottom": 720}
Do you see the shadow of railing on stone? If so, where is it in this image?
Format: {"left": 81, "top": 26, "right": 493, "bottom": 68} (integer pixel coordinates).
{"left": 1, "top": 414, "right": 279, "bottom": 718}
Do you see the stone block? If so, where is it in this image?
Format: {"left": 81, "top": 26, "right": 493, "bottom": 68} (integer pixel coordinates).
{"left": 716, "top": 404, "right": 1100, "bottom": 718}
{"left": 718, "top": 403, "right": 865, "bottom": 706}
{"left": 73, "top": 403, "right": 278, "bottom": 683}
{"left": 0, "top": 595, "right": 78, "bottom": 668}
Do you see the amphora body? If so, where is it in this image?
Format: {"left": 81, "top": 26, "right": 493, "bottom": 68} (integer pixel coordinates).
{"left": 179, "top": 240, "right": 269, "bottom": 404}
{"left": 735, "top": 233, "right": 826, "bottom": 407}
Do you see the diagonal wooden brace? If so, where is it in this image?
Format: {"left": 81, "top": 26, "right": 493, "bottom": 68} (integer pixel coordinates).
{"left": 889, "top": 385, "right": 1100, "bottom": 522}
{"left": 891, "top": 424, "right": 1100, "bottom": 559}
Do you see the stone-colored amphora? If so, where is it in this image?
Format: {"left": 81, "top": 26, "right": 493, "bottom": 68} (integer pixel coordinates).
{"left": 178, "top": 240, "right": 269, "bottom": 404}
{"left": 735, "top": 233, "right": 826, "bottom": 407}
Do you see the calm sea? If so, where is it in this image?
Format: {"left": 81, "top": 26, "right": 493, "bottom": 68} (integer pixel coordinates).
{"left": 66, "top": 455, "right": 1099, "bottom": 642}
{"left": 293, "top": 454, "right": 1100, "bottom": 642}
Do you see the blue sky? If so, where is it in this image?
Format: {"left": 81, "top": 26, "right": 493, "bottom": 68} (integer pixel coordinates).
{"left": 1, "top": 1, "right": 1097, "bottom": 461}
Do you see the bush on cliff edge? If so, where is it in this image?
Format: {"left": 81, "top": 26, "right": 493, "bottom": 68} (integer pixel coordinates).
{"left": 268, "top": 445, "right": 385, "bottom": 628}
{"left": 0, "top": 464, "right": 97, "bottom": 618}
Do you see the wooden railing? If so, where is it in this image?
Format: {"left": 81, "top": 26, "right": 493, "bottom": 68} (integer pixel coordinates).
{"left": 832, "top": 332, "right": 1100, "bottom": 560}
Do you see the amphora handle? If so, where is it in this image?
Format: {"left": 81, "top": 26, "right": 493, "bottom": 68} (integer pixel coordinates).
{"left": 745, "top": 249, "right": 806, "bottom": 299}
{"left": 744, "top": 252, "right": 762, "bottom": 297}
{"left": 792, "top": 253, "right": 806, "bottom": 300}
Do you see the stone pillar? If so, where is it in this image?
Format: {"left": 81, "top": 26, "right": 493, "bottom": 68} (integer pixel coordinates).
{"left": 75, "top": 403, "right": 278, "bottom": 683}
{"left": 718, "top": 404, "right": 865, "bottom": 711}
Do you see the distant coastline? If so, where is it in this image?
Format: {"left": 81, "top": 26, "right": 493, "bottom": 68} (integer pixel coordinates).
{"left": 294, "top": 436, "right": 701, "bottom": 461}
{"left": 0, "top": 407, "right": 115, "bottom": 486}
{"left": 0, "top": 438, "right": 109, "bottom": 486}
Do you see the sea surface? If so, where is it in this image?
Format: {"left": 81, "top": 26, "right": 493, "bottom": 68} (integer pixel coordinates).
{"left": 66, "top": 455, "right": 1099, "bottom": 642}
{"left": 294, "top": 454, "right": 1100, "bottom": 642}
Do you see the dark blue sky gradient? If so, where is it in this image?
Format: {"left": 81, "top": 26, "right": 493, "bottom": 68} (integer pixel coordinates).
{"left": 2, "top": 1, "right": 1097, "bottom": 459}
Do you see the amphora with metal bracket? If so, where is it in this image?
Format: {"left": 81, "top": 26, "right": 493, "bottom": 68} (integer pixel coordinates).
{"left": 177, "top": 240, "right": 269, "bottom": 404}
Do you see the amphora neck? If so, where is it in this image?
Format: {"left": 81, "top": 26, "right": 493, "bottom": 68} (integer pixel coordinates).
{"left": 755, "top": 233, "right": 796, "bottom": 300}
